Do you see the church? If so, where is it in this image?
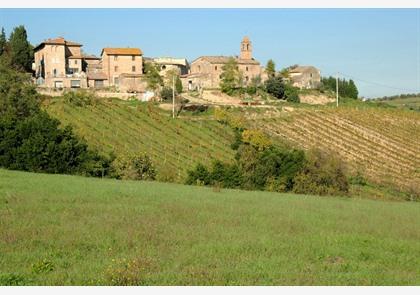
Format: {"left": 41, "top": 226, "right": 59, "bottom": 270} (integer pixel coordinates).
{"left": 183, "top": 36, "right": 264, "bottom": 91}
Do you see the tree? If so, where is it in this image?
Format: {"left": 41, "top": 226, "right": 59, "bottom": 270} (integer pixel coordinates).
{"left": 0, "top": 27, "right": 6, "bottom": 56}
{"left": 143, "top": 62, "right": 163, "bottom": 91}
{"left": 264, "top": 75, "right": 285, "bottom": 99}
{"left": 284, "top": 84, "right": 300, "bottom": 103}
{"left": 220, "top": 57, "right": 240, "bottom": 95}
{"left": 9, "top": 25, "right": 33, "bottom": 72}
{"left": 111, "top": 153, "right": 156, "bottom": 181}
{"left": 0, "top": 63, "right": 111, "bottom": 176}
{"left": 265, "top": 59, "right": 276, "bottom": 78}
{"left": 176, "top": 76, "right": 183, "bottom": 94}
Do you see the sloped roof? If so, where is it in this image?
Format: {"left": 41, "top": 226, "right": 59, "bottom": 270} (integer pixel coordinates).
{"left": 193, "top": 56, "right": 260, "bottom": 65}
{"left": 34, "top": 37, "right": 82, "bottom": 51}
{"left": 83, "top": 54, "right": 100, "bottom": 60}
{"left": 289, "top": 65, "right": 319, "bottom": 73}
{"left": 101, "top": 48, "right": 143, "bottom": 56}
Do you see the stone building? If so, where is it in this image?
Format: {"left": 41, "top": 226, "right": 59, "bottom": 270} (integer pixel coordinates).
{"left": 33, "top": 37, "right": 87, "bottom": 88}
{"left": 183, "top": 36, "right": 263, "bottom": 91}
{"left": 153, "top": 57, "right": 189, "bottom": 76}
{"left": 100, "top": 47, "right": 143, "bottom": 90}
{"left": 288, "top": 65, "right": 321, "bottom": 89}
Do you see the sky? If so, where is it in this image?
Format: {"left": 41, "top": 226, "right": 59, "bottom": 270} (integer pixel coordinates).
{"left": 0, "top": 8, "right": 419, "bottom": 98}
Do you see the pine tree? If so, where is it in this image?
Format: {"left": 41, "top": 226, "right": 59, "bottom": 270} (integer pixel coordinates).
{"left": 265, "top": 59, "right": 276, "bottom": 78}
{"left": 0, "top": 27, "right": 6, "bottom": 56}
{"left": 9, "top": 25, "right": 33, "bottom": 72}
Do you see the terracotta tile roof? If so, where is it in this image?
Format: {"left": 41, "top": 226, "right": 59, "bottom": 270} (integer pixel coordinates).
{"left": 67, "top": 55, "right": 83, "bottom": 59}
{"left": 194, "top": 56, "right": 260, "bottom": 65}
{"left": 101, "top": 48, "right": 143, "bottom": 56}
{"left": 34, "top": 37, "right": 82, "bottom": 51}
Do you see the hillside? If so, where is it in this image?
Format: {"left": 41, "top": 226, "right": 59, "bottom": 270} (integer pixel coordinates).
{"left": 45, "top": 97, "right": 236, "bottom": 182}
{"left": 246, "top": 104, "right": 420, "bottom": 191}
{"left": 1, "top": 169, "right": 420, "bottom": 285}
{"left": 44, "top": 97, "right": 420, "bottom": 193}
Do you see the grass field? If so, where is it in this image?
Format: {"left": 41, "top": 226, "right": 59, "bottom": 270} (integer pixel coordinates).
{"left": 1, "top": 169, "right": 419, "bottom": 285}
{"left": 376, "top": 96, "right": 420, "bottom": 110}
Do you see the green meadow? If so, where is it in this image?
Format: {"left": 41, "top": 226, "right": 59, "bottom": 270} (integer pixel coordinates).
{"left": 0, "top": 169, "right": 419, "bottom": 285}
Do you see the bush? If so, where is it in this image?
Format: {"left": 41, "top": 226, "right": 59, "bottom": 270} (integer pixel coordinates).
{"left": 284, "top": 84, "right": 300, "bottom": 103}
{"left": 293, "top": 149, "right": 349, "bottom": 196}
{"left": 112, "top": 153, "right": 156, "bottom": 181}
{"left": 160, "top": 87, "right": 173, "bottom": 101}
{"left": 63, "top": 90, "right": 97, "bottom": 107}
{"left": 185, "top": 163, "right": 211, "bottom": 186}
{"left": 264, "top": 75, "right": 285, "bottom": 99}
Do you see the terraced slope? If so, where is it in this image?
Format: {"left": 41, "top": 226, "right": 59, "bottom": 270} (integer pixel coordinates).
{"left": 250, "top": 106, "right": 420, "bottom": 189}
{"left": 46, "top": 99, "right": 235, "bottom": 181}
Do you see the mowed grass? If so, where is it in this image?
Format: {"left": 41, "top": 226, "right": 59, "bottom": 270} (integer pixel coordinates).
{"left": 0, "top": 169, "right": 419, "bottom": 286}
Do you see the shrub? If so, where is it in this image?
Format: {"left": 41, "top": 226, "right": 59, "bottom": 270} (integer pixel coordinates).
{"left": 63, "top": 90, "right": 97, "bottom": 107}
{"left": 292, "top": 149, "right": 349, "bottom": 196}
{"left": 185, "top": 163, "right": 211, "bottom": 186}
{"left": 160, "top": 87, "right": 173, "bottom": 101}
{"left": 112, "top": 153, "right": 156, "bottom": 181}
{"left": 264, "top": 75, "right": 285, "bottom": 99}
{"left": 241, "top": 129, "right": 272, "bottom": 151}
{"left": 284, "top": 84, "right": 300, "bottom": 103}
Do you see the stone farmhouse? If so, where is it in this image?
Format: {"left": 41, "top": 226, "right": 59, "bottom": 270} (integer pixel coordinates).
{"left": 33, "top": 36, "right": 321, "bottom": 94}
{"left": 182, "top": 36, "right": 264, "bottom": 91}
{"left": 33, "top": 37, "right": 146, "bottom": 92}
{"left": 288, "top": 65, "right": 321, "bottom": 89}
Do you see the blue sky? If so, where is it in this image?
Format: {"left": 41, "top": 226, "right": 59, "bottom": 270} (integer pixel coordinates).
{"left": 0, "top": 8, "right": 419, "bottom": 98}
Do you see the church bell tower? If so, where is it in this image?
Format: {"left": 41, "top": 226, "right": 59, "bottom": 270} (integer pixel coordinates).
{"left": 240, "top": 36, "right": 252, "bottom": 60}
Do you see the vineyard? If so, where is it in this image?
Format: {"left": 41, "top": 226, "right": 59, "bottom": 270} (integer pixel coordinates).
{"left": 45, "top": 97, "right": 420, "bottom": 191}
{"left": 45, "top": 98, "right": 236, "bottom": 181}
{"left": 249, "top": 105, "right": 420, "bottom": 190}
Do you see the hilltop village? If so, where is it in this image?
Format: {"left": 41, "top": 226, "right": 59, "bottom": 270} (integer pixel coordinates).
{"left": 32, "top": 36, "right": 321, "bottom": 99}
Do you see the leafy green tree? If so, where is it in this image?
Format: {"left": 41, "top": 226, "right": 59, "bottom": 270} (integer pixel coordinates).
{"left": 175, "top": 76, "right": 183, "bottom": 94}
{"left": 265, "top": 59, "right": 276, "bottom": 78}
{"left": 264, "top": 75, "right": 285, "bottom": 99}
{"left": 0, "top": 27, "right": 6, "bottom": 56}
{"left": 112, "top": 153, "right": 156, "bottom": 180}
{"left": 284, "top": 84, "right": 300, "bottom": 103}
{"left": 185, "top": 163, "right": 211, "bottom": 185}
{"left": 9, "top": 25, "right": 33, "bottom": 72}
{"left": 144, "top": 62, "right": 163, "bottom": 91}
{"left": 0, "top": 63, "right": 111, "bottom": 176}
{"left": 220, "top": 57, "right": 240, "bottom": 95}
{"left": 160, "top": 87, "right": 173, "bottom": 101}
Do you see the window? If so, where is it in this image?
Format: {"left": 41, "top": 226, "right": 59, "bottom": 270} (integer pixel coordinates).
{"left": 198, "top": 65, "right": 201, "bottom": 71}
{"left": 215, "top": 66, "right": 218, "bottom": 71}
{"left": 114, "top": 66, "right": 118, "bottom": 72}
{"left": 114, "top": 55, "right": 118, "bottom": 61}
{"left": 246, "top": 66, "right": 249, "bottom": 71}
{"left": 71, "top": 80, "right": 81, "bottom": 88}
{"left": 162, "top": 65, "right": 166, "bottom": 70}
{"left": 75, "top": 60, "right": 78, "bottom": 65}
{"left": 53, "top": 69, "right": 57, "bottom": 77}
{"left": 245, "top": 76, "right": 249, "bottom": 82}
{"left": 132, "top": 66, "right": 136, "bottom": 72}
{"left": 94, "top": 80, "right": 104, "bottom": 88}
{"left": 132, "top": 56, "right": 135, "bottom": 61}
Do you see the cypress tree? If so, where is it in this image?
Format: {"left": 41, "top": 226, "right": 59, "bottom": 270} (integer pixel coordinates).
{"left": 9, "top": 25, "right": 32, "bottom": 72}
{"left": 0, "top": 27, "right": 6, "bottom": 56}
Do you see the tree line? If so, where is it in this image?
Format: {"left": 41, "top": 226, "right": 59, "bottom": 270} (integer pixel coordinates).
{"left": 321, "top": 76, "right": 359, "bottom": 99}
